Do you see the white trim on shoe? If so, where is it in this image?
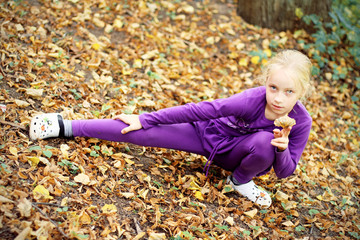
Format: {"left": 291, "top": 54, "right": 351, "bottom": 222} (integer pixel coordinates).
{"left": 226, "top": 176, "right": 272, "bottom": 208}
{"left": 29, "top": 113, "right": 62, "bottom": 141}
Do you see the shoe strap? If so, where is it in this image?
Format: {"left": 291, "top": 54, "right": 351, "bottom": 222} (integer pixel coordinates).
{"left": 58, "top": 115, "right": 64, "bottom": 137}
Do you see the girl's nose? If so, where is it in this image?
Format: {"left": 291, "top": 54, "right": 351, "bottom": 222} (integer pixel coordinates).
{"left": 274, "top": 93, "right": 284, "bottom": 103}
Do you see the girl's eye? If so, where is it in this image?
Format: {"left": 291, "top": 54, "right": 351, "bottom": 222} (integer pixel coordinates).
{"left": 287, "top": 90, "right": 294, "bottom": 94}
{"left": 270, "top": 86, "right": 277, "bottom": 90}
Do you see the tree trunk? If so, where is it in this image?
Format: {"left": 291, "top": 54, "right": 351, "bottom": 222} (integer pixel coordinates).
{"left": 237, "top": 0, "right": 331, "bottom": 31}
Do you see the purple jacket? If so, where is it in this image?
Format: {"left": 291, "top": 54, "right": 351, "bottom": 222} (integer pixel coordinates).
{"left": 139, "top": 87, "right": 312, "bottom": 178}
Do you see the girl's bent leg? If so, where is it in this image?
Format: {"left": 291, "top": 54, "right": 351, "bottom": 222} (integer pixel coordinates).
{"left": 214, "top": 131, "right": 275, "bottom": 184}
{"left": 72, "top": 119, "right": 207, "bottom": 155}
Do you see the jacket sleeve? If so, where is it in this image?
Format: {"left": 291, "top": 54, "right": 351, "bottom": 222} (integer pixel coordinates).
{"left": 272, "top": 117, "right": 312, "bottom": 178}
{"left": 138, "top": 91, "right": 252, "bottom": 129}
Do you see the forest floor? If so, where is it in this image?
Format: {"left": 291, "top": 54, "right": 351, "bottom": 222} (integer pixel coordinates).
{"left": 0, "top": 0, "right": 359, "bottom": 239}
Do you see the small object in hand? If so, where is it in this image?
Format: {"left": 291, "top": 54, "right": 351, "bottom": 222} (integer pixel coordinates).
{"left": 274, "top": 115, "right": 296, "bottom": 128}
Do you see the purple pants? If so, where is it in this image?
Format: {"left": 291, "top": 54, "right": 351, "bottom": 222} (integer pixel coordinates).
{"left": 72, "top": 119, "right": 275, "bottom": 184}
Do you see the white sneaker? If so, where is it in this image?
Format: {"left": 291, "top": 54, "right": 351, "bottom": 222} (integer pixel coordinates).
{"left": 226, "top": 176, "right": 272, "bottom": 208}
{"left": 29, "top": 113, "right": 63, "bottom": 141}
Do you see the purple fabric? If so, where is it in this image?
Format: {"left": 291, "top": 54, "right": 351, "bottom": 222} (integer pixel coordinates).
{"left": 139, "top": 86, "right": 312, "bottom": 179}
{"left": 72, "top": 86, "right": 312, "bottom": 183}
{"left": 72, "top": 120, "right": 206, "bottom": 155}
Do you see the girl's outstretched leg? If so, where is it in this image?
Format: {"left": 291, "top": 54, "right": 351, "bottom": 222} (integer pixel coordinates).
{"left": 72, "top": 119, "right": 208, "bottom": 156}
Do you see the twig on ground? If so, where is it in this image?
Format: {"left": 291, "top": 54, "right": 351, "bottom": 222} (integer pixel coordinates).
{"left": 0, "top": 120, "right": 27, "bottom": 130}
{"left": 32, "top": 202, "right": 63, "bottom": 208}
{"left": 31, "top": 202, "right": 70, "bottom": 239}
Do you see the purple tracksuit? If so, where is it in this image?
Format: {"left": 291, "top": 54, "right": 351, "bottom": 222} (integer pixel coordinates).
{"left": 72, "top": 87, "right": 312, "bottom": 183}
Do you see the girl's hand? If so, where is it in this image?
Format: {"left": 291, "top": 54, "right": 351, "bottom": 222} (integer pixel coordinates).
{"left": 113, "top": 114, "right": 142, "bottom": 134}
{"left": 271, "top": 127, "right": 291, "bottom": 151}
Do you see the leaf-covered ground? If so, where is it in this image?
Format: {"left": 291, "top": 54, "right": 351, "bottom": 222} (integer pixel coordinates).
{"left": 0, "top": 0, "right": 359, "bottom": 239}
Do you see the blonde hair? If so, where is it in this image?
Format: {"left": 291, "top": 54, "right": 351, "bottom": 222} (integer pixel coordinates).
{"left": 259, "top": 49, "right": 312, "bottom": 99}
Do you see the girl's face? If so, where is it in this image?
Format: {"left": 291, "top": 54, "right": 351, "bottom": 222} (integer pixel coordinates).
{"left": 265, "top": 68, "right": 301, "bottom": 120}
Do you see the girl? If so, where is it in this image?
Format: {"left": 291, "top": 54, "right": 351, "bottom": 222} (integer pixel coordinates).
{"left": 29, "top": 49, "right": 312, "bottom": 208}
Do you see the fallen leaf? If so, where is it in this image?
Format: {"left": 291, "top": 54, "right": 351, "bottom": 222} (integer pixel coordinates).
{"left": 121, "top": 192, "right": 135, "bottom": 198}
{"left": 9, "top": 146, "right": 18, "bottom": 157}
{"left": 26, "top": 89, "right": 43, "bottom": 99}
{"left": 15, "top": 99, "right": 30, "bottom": 108}
{"left": 102, "top": 204, "right": 117, "bottom": 214}
{"left": 33, "top": 185, "right": 53, "bottom": 200}
{"left": 275, "top": 190, "right": 290, "bottom": 202}
{"left": 225, "top": 216, "right": 234, "bottom": 226}
{"left": 74, "top": 173, "right": 90, "bottom": 185}
{"left": 149, "top": 232, "right": 166, "bottom": 240}
{"left": 282, "top": 220, "right": 294, "bottom": 227}
{"left": 27, "top": 156, "right": 40, "bottom": 167}
{"left": 60, "top": 144, "right": 70, "bottom": 159}
{"left": 14, "top": 227, "right": 31, "bottom": 240}
{"left": 138, "top": 188, "right": 149, "bottom": 199}
{"left": 194, "top": 191, "right": 204, "bottom": 201}
{"left": 251, "top": 56, "right": 260, "bottom": 64}
{"left": 244, "top": 209, "right": 258, "bottom": 218}
{"left": 18, "top": 198, "right": 32, "bottom": 217}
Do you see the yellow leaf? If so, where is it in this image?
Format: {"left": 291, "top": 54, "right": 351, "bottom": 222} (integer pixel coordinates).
{"left": 188, "top": 180, "right": 201, "bottom": 191}
{"left": 124, "top": 158, "right": 134, "bottom": 165}
{"left": 264, "top": 49, "right": 272, "bottom": 57}
{"left": 9, "top": 147, "right": 18, "bottom": 157}
{"left": 244, "top": 209, "right": 258, "bottom": 218}
{"left": 102, "top": 204, "right": 117, "bottom": 214}
{"left": 122, "top": 68, "right": 133, "bottom": 76}
{"left": 133, "top": 59, "right": 143, "bottom": 68}
{"left": 79, "top": 212, "right": 91, "bottom": 224}
{"left": 113, "top": 18, "right": 124, "bottom": 29}
{"left": 27, "top": 156, "right": 40, "bottom": 167}
{"left": 251, "top": 56, "right": 260, "bottom": 64}
{"left": 194, "top": 191, "right": 204, "bottom": 201}
{"left": 258, "top": 174, "right": 270, "bottom": 181}
{"left": 228, "top": 52, "right": 239, "bottom": 59}
{"left": 92, "top": 42, "right": 101, "bottom": 50}
{"left": 33, "top": 185, "right": 53, "bottom": 200}
{"left": 74, "top": 173, "right": 90, "bottom": 185}
{"left": 239, "top": 58, "right": 248, "bottom": 67}
{"left": 295, "top": 7, "right": 304, "bottom": 18}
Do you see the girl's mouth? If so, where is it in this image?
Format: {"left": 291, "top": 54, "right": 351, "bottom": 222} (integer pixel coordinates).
{"left": 272, "top": 104, "right": 282, "bottom": 110}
